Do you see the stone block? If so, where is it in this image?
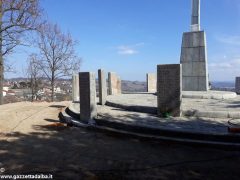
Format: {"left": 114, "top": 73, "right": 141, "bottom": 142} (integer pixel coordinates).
{"left": 98, "top": 69, "right": 107, "bottom": 105}
{"left": 192, "top": 32, "right": 200, "bottom": 47}
{"left": 199, "top": 46, "right": 206, "bottom": 61}
{"left": 181, "top": 32, "right": 192, "bottom": 48}
{"left": 183, "top": 76, "right": 205, "bottom": 91}
{"left": 72, "top": 74, "right": 80, "bottom": 102}
{"left": 182, "top": 62, "right": 193, "bottom": 76}
{"left": 192, "top": 62, "right": 207, "bottom": 76}
{"left": 79, "top": 72, "right": 97, "bottom": 123}
{"left": 146, "top": 73, "right": 157, "bottom": 93}
{"left": 180, "top": 30, "right": 208, "bottom": 91}
{"left": 182, "top": 31, "right": 206, "bottom": 48}
{"left": 181, "top": 47, "right": 200, "bottom": 62}
{"left": 108, "top": 72, "right": 119, "bottom": 95}
{"left": 198, "top": 76, "right": 208, "bottom": 91}
{"left": 235, "top": 77, "right": 240, "bottom": 94}
{"left": 117, "top": 76, "right": 122, "bottom": 94}
{"left": 193, "top": 31, "right": 205, "bottom": 47}
{"left": 228, "top": 112, "right": 240, "bottom": 119}
{"left": 157, "top": 64, "right": 182, "bottom": 117}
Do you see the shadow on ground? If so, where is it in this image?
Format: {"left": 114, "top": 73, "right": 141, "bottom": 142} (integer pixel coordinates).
{"left": 0, "top": 113, "right": 240, "bottom": 179}
{"left": 49, "top": 105, "right": 66, "bottom": 109}
{"left": 44, "top": 118, "right": 60, "bottom": 123}
{"left": 97, "top": 107, "right": 231, "bottom": 134}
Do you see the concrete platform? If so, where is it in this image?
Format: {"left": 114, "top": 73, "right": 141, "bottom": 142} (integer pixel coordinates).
{"left": 106, "top": 93, "right": 240, "bottom": 118}
{"left": 59, "top": 91, "right": 240, "bottom": 148}
{"left": 60, "top": 102, "right": 240, "bottom": 149}
{"left": 66, "top": 103, "right": 236, "bottom": 135}
{"left": 182, "top": 91, "right": 237, "bottom": 100}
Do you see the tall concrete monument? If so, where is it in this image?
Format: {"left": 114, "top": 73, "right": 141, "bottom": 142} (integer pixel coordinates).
{"left": 191, "top": 0, "right": 200, "bottom": 31}
{"left": 180, "top": 0, "right": 209, "bottom": 91}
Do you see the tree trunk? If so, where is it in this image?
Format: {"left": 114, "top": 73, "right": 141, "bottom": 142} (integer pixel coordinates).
{"left": 51, "top": 72, "right": 54, "bottom": 102}
{"left": 0, "top": 0, "right": 3, "bottom": 105}
{"left": 31, "top": 76, "right": 34, "bottom": 102}
{"left": 51, "top": 83, "right": 54, "bottom": 102}
{"left": 0, "top": 53, "right": 3, "bottom": 105}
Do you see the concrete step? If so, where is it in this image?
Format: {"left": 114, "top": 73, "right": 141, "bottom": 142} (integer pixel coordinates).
{"left": 59, "top": 108, "right": 240, "bottom": 150}
{"left": 94, "top": 117, "right": 240, "bottom": 144}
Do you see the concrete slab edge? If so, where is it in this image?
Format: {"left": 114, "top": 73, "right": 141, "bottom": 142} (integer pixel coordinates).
{"left": 183, "top": 110, "right": 240, "bottom": 118}
{"left": 59, "top": 109, "right": 240, "bottom": 150}
{"left": 106, "top": 101, "right": 157, "bottom": 114}
{"left": 183, "top": 93, "right": 237, "bottom": 100}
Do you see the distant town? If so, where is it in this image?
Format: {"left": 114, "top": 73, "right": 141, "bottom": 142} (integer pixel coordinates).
{"left": 2, "top": 77, "right": 235, "bottom": 104}
{"left": 3, "top": 78, "right": 72, "bottom": 104}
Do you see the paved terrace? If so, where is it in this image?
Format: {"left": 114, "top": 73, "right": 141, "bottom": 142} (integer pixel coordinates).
{"left": 105, "top": 92, "right": 240, "bottom": 118}
{"left": 70, "top": 103, "right": 235, "bottom": 135}
{"left": 67, "top": 91, "right": 240, "bottom": 136}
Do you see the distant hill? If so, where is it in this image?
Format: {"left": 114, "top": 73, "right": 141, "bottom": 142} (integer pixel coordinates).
{"left": 5, "top": 77, "right": 71, "bottom": 82}
{"left": 211, "top": 81, "right": 235, "bottom": 92}
{"left": 122, "top": 80, "right": 146, "bottom": 92}
{"left": 4, "top": 77, "right": 237, "bottom": 92}
{"left": 211, "top": 81, "right": 235, "bottom": 88}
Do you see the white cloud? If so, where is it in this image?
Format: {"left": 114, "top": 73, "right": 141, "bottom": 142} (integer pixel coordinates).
{"left": 209, "top": 33, "right": 240, "bottom": 81}
{"left": 116, "top": 43, "right": 144, "bottom": 55}
{"left": 209, "top": 56, "right": 240, "bottom": 69}
{"left": 134, "top": 42, "right": 145, "bottom": 47}
{"left": 209, "top": 62, "right": 232, "bottom": 69}
{"left": 117, "top": 46, "right": 138, "bottom": 55}
{"left": 208, "top": 56, "right": 240, "bottom": 81}
{"left": 216, "top": 35, "right": 240, "bottom": 46}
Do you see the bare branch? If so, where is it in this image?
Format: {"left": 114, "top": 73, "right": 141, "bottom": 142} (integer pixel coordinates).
{"left": 26, "top": 53, "right": 42, "bottom": 102}
{"left": 36, "top": 22, "right": 81, "bottom": 101}
{"left": 0, "top": 0, "right": 43, "bottom": 105}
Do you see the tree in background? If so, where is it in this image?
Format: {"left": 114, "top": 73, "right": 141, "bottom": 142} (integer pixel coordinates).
{"left": 0, "top": 0, "right": 42, "bottom": 105}
{"left": 37, "top": 23, "right": 81, "bottom": 102}
{"left": 27, "top": 53, "right": 41, "bottom": 102}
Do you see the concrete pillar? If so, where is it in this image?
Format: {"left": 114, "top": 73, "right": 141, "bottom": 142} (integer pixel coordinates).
{"left": 235, "top": 77, "right": 240, "bottom": 95}
{"left": 98, "top": 69, "right": 107, "bottom": 105}
{"left": 108, "top": 72, "right": 118, "bottom": 95}
{"left": 117, "top": 76, "right": 122, "bottom": 94}
{"left": 157, "top": 64, "right": 182, "bottom": 117}
{"left": 191, "top": 0, "right": 200, "bottom": 31}
{"left": 72, "top": 74, "right": 80, "bottom": 102}
{"left": 146, "top": 73, "right": 157, "bottom": 93}
{"left": 79, "top": 72, "right": 97, "bottom": 123}
{"left": 180, "top": 31, "right": 208, "bottom": 91}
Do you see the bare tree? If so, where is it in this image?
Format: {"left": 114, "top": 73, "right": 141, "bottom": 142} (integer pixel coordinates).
{"left": 27, "top": 53, "right": 41, "bottom": 102}
{"left": 0, "top": 0, "right": 42, "bottom": 105}
{"left": 37, "top": 23, "right": 81, "bottom": 102}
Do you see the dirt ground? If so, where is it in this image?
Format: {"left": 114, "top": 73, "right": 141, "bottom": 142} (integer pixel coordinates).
{"left": 0, "top": 101, "right": 240, "bottom": 179}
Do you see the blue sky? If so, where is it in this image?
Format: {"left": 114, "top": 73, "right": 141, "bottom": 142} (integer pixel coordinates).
{"left": 6, "top": 0, "right": 240, "bottom": 82}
